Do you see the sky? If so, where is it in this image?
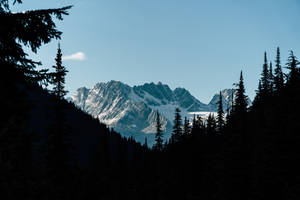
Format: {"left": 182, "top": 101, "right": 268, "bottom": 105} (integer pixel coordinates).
{"left": 13, "top": 0, "right": 300, "bottom": 103}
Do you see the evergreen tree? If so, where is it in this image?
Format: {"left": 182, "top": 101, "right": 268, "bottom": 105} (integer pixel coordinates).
{"left": 183, "top": 117, "right": 191, "bottom": 137}
{"left": 206, "top": 114, "right": 217, "bottom": 136}
{"left": 234, "top": 71, "right": 247, "bottom": 114}
{"left": 269, "top": 61, "right": 274, "bottom": 94}
{"left": 274, "top": 47, "right": 284, "bottom": 91}
{"left": 171, "top": 108, "right": 183, "bottom": 143}
{"left": 253, "top": 80, "right": 262, "bottom": 106}
{"left": 51, "top": 43, "right": 68, "bottom": 99}
{"left": 286, "top": 50, "right": 299, "bottom": 86}
{"left": 0, "top": 1, "right": 72, "bottom": 198}
{"left": 0, "top": 0, "right": 72, "bottom": 84}
{"left": 191, "top": 115, "right": 205, "bottom": 137}
{"left": 154, "top": 111, "right": 163, "bottom": 151}
{"left": 45, "top": 44, "right": 74, "bottom": 198}
{"left": 261, "top": 52, "right": 270, "bottom": 95}
{"left": 217, "top": 91, "right": 225, "bottom": 132}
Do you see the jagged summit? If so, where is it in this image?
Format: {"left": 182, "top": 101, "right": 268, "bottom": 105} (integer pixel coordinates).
{"left": 71, "top": 81, "right": 245, "bottom": 145}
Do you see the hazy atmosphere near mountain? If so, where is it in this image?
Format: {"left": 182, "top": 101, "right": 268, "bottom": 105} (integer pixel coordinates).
{"left": 71, "top": 80, "right": 242, "bottom": 145}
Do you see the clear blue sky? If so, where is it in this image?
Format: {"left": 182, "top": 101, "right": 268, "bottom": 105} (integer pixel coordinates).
{"left": 14, "top": 0, "right": 300, "bottom": 103}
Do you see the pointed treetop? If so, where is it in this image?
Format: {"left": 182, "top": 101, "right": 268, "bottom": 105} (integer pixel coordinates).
{"left": 264, "top": 51, "right": 267, "bottom": 64}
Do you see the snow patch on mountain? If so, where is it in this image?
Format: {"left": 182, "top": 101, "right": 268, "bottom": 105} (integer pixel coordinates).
{"left": 71, "top": 81, "right": 250, "bottom": 145}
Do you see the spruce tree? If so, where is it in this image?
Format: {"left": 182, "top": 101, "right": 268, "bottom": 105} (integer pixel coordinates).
{"left": 234, "top": 71, "right": 247, "bottom": 114}
{"left": 183, "top": 117, "right": 191, "bottom": 138}
{"left": 51, "top": 43, "right": 68, "bottom": 99}
{"left": 274, "top": 47, "right": 284, "bottom": 91}
{"left": 154, "top": 111, "right": 163, "bottom": 151}
{"left": 206, "top": 114, "right": 217, "bottom": 136}
{"left": 269, "top": 61, "right": 274, "bottom": 94}
{"left": 191, "top": 115, "right": 205, "bottom": 137}
{"left": 261, "top": 52, "right": 270, "bottom": 95}
{"left": 217, "top": 91, "right": 225, "bottom": 132}
{"left": 171, "top": 108, "right": 183, "bottom": 143}
{"left": 253, "top": 80, "right": 262, "bottom": 106}
{"left": 286, "top": 50, "right": 299, "bottom": 86}
{"left": 0, "top": 0, "right": 72, "bottom": 84}
{"left": 46, "top": 44, "right": 74, "bottom": 197}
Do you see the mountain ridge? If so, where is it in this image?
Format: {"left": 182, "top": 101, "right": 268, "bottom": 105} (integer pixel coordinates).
{"left": 71, "top": 80, "right": 249, "bottom": 145}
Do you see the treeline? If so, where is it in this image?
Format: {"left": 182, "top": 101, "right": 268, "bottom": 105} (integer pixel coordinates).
{"left": 144, "top": 47, "right": 300, "bottom": 200}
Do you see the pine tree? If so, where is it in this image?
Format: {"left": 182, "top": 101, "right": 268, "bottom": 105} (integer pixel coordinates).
{"left": 0, "top": 1, "right": 72, "bottom": 198}
{"left": 191, "top": 115, "right": 205, "bottom": 137}
{"left": 253, "top": 80, "right": 262, "bottom": 106}
{"left": 183, "top": 117, "right": 191, "bottom": 138}
{"left": 206, "top": 114, "right": 217, "bottom": 136}
{"left": 0, "top": 1, "right": 72, "bottom": 84}
{"left": 46, "top": 44, "right": 74, "bottom": 197}
{"left": 154, "top": 111, "right": 163, "bottom": 151}
{"left": 269, "top": 61, "right": 274, "bottom": 94}
{"left": 261, "top": 52, "right": 270, "bottom": 95}
{"left": 274, "top": 47, "right": 284, "bottom": 92}
{"left": 286, "top": 50, "right": 299, "bottom": 86}
{"left": 171, "top": 108, "right": 183, "bottom": 143}
{"left": 51, "top": 44, "right": 68, "bottom": 99}
{"left": 217, "top": 91, "right": 225, "bottom": 132}
{"left": 234, "top": 71, "right": 247, "bottom": 114}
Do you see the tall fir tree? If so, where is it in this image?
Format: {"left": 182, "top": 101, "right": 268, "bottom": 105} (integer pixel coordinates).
{"left": 154, "top": 111, "right": 163, "bottom": 151}
{"left": 234, "top": 71, "right": 247, "bottom": 114}
{"left": 171, "top": 108, "right": 183, "bottom": 143}
{"left": 0, "top": 1, "right": 72, "bottom": 198}
{"left": 253, "top": 80, "right": 262, "bottom": 106}
{"left": 217, "top": 91, "right": 225, "bottom": 132}
{"left": 206, "top": 114, "right": 217, "bottom": 136}
{"left": 183, "top": 117, "right": 191, "bottom": 138}
{"left": 46, "top": 44, "right": 74, "bottom": 196}
{"left": 51, "top": 43, "right": 68, "bottom": 99}
{"left": 0, "top": 1, "right": 72, "bottom": 84}
{"left": 261, "top": 52, "right": 270, "bottom": 95}
{"left": 286, "top": 50, "right": 299, "bottom": 86}
{"left": 269, "top": 61, "right": 274, "bottom": 94}
{"left": 274, "top": 47, "right": 284, "bottom": 92}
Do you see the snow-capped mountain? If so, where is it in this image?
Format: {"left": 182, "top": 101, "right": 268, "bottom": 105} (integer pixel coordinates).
{"left": 71, "top": 81, "right": 249, "bottom": 145}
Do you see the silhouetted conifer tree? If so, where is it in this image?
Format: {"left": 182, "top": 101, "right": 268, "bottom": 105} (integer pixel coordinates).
{"left": 253, "top": 81, "right": 262, "bottom": 106}
{"left": 269, "top": 62, "right": 274, "bottom": 94}
{"left": 46, "top": 44, "right": 75, "bottom": 198}
{"left": 261, "top": 52, "right": 270, "bottom": 96}
{"left": 0, "top": 1, "right": 72, "bottom": 198}
{"left": 50, "top": 44, "right": 68, "bottom": 99}
{"left": 183, "top": 117, "right": 191, "bottom": 138}
{"left": 191, "top": 115, "right": 205, "bottom": 137}
{"left": 171, "top": 108, "right": 183, "bottom": 143}
{"left": 234, "top": 71, "right": 247, "bottom": 114}
{"left": 0, "top": 0, "right": 72, "bottom": 84}
{"left": 274, "top": 47, "right": 284, "bottom": 92}
{"left": 206, "top": 114, "right": 217, "bottom": 136}
{"left": 154, "top": 111, "right": 163, "bottom": 151}
{"left": 217, "top": 91, "right": 225, "bottom": 132}
{"left": 286, "top": 50, "right": 299, "bottom": 86}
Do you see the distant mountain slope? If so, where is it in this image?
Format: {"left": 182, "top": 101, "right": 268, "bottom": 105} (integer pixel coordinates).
{"left": 72, "top": 81, "right": 249, "bottom": 145}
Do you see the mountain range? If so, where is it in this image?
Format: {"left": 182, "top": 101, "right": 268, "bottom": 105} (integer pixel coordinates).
{"left": 71, "top": 81, "right": 247, "bottom": 145}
